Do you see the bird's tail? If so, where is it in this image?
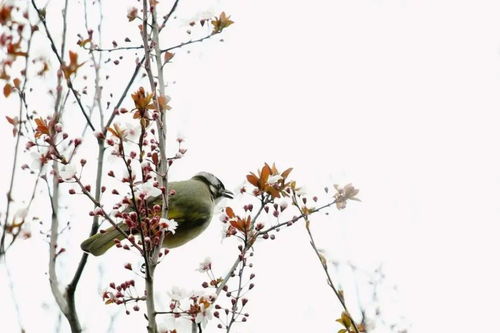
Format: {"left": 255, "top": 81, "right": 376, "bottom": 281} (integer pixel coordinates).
{"left": 80, "top": 222, "right": 127, "bottom": 256}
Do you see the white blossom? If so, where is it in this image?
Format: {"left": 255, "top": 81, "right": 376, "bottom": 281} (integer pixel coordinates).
{"left": 29, "top": 151, "right": 45, "bottom": 171}
{"left": 59, "top": 163, "right": 77, "bottom": 180}
{"left": 160, "top": 218, "right": 178, "bottom": 234}
{"left": 194, "top": 299, "right": 213, "bottom": 328}
{"left": 267, "top": 174, "right": 282, "bottom": 185}
{"left": 167, "top": 286, "right": 188, "bottom": 301}
{"left": 196, "top": 257, "right": 212, "bottom": 273}
{"left": 14, "top": 207, "right": 28, "bottom": 222}
{"left": 334, "top": 183, "right": 360, "bottom": 210}
{"left": 137, "top": 181, "right": 162, "bottom": 199}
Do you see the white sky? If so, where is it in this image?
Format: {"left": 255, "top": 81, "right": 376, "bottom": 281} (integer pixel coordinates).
{"left": 1, "top": 0, "right": 500, "bottom": 332}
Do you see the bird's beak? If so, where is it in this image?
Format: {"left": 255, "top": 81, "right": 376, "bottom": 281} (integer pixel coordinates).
{"left": 222, "top": 190, "right": 233, "bottom": 199}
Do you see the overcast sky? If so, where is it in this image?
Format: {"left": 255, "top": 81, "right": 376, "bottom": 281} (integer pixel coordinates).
{"left": 1, "top": 0, "right": 500, "bottom": 332}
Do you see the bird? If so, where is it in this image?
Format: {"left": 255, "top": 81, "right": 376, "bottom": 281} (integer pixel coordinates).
{"left": 80, "top": 172, "right": 233, "bottom": 256}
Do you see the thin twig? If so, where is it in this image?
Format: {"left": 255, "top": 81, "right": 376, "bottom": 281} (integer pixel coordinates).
{"left": 304, "top": 216, "right": 360, "bottom": 333}
{"left": 3, "top": 257, "right": 25, "bottom": 331}
{"left": 158, "top": 0, "right": 179, "bottom": 33}
{"left": 30, "top": 0, "right": 95, "bottom": 131}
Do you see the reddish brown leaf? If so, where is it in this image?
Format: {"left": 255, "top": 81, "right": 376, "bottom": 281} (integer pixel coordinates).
{"left": 261, "top": 164, "right": 271, "bottom": 184}
{"left": 6, "top": 116, "right": 15, "bottom": 125}
{"left": 246, "top": 173, "right": 259, "bottom": 187}
{"left": 3, "top": 83, "right": 12, "bottom": 97}
{"left": 62, "top": 51, "right": 84, "bottom": 78}
{"left": 281, "top": 167, "right": 293, "bottom": 179}
{"left": 225, "top": 207, "right": 235, "bottom": 218}
{"left": 271, "top": 163, "right": 278, "bottom": 174}
{"left": 152, "top": 152, "right": 159, "bottom": 165}
{"left": 164, "top": 51, "right": 175, "bottom": 63}
{"left": 34, "top": 118, "right": 49, "bottom": 138}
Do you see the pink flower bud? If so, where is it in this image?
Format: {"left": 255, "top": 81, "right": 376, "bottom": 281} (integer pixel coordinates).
{"left": 94, "top": 131, "right": 105, "bottom": 139}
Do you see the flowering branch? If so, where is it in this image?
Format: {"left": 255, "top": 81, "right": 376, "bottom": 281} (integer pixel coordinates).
{"left": 0, "top": 7, "right": 35, "bottom": 256}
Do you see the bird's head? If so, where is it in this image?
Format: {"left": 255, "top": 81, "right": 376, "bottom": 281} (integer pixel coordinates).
{"left": 193, "top": 172, "right": 233, "bottom": 201}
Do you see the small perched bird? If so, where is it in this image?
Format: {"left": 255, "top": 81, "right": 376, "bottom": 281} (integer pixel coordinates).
{"left": 81, "top": 172, "right": 233, "bottom": 256}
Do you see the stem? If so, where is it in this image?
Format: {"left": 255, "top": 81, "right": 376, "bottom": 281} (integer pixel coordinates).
{"left": 226, "top": 259, "right": 245, "bottom": 332}
{"left": 304, "top": 218, "right": 360, "bottom": 333}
